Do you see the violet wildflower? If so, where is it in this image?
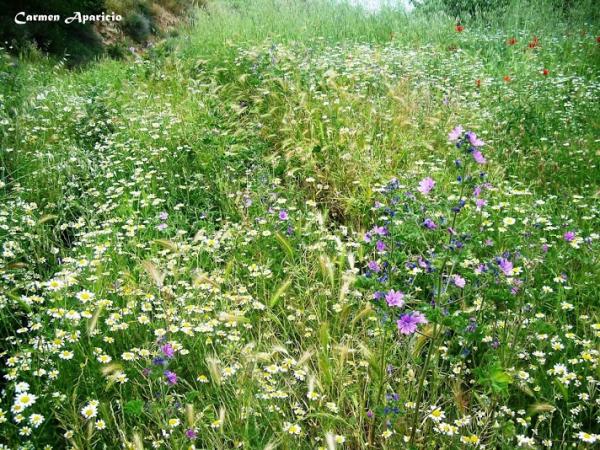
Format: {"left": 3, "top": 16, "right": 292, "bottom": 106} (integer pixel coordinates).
{"left": 563, "top": 231, "right": 575, "bottom": 242}
{"left": 376, "top": 240, "right": 386, "bottom": 252}
{"left": 158, "top": 211, "right": 168, "bottom": 221}
{"left": 448, "top": 125, "right": 464, "bottom": 142}
{"left": 465, "top": 131, "right": 485, "bottom": 147}
{"left": 152, "top": 356, "right": 166, "bottom": 366}
{"left": 161, "top": 343, "right": 175, "bottom": 358}
{"left": 453, "top": 275, "right": 466, "bottom": 288}
{"left": 472, "top": 150, "right": 486, "bottom": 164}
{"left": 278, "top": 210, "right": 288, "bottom": 221}
{"left": 186, "top": 429, "right": 198, "bottom": 439}
{"left": 417, "top": 177, "right": 435, "bottom": 196}
{"left": 164, "top": 370, "right": 178, "bottom": 385}
{"left": 397, "top": 312, "right": 427, "bottom": 335}
{"left": 423, "top": 218, "right": 437, "bottom": 230}
{"left": 385, "top": 289, "right": 405, "bottom": 308}
{"left": 370, "top": 225, "right": 388, "bottom": 236}
{"left": 497, "top": 258, "right": 513, "bottom": 276}
{"left": 475, "top": 198, "right": 487, "bottom": 210}
{"left": 367, "top": 260, "right": 381, "bottom": 272}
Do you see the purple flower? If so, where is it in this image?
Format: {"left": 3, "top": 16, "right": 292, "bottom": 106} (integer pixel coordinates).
{"left": 453, "top": 275, "right": 466, "bottom": 288}
{"left": 563, "top": 231, "right": 575, "bottom": 242}
{"left": 423, "top": 218, "right": 437, "bottom": 230}
{"left": 164, "top": 370, "right": 178, "bottom": 385}
{"left": 396, "top": 312, "right": 427, "bottom": 335}
{"left": 370, "top": 225, "right": 388, "bottom": 236}
{"left": 475, "top": 198, "right": 487, "bottom": 210}
{"left": 156, "top": 223, "right": 168, "bottom": 231}
{"left": 385, "top": 289, "right": 405, "bottom": 308}
{"left": 367, "top": 260, "right": 381, "bottom": 272}
{"left": 186, "top": 429, "right": 198, "bottom": 439}
{"left": 278, "top": 210, "right": 288, "bottom": 221}
{"left": 161, "top": 343, "right": 175, "bottom": 359}
{"left": 497, "top": 258, "right": 513, "bottom": 276}
{"left": 472, "top": 150, "right": 486, "bottom": 164}
{"left": 448, "top": 125, "right": 464, "bottom": 142}
{"left": 417, "top": 177, "right": 436, "bottom": 196}
{"left": 542, "top": 243, "right": 549, "bottom": 253}
{"left": 465, "top": 131, "right": 485, "bottom": 147}
{"left": 158, "top": 211, "right": 169, "bottom": 221}
{"left": 152, "top": 357, "right": 166, "bottom": 366}
{"left": 376, "top": 240, "right": 386, "bottom": 252}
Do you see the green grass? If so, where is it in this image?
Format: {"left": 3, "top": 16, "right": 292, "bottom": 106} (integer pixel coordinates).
{"left": 0, "top": 0, "right": 599, "bottom": 448}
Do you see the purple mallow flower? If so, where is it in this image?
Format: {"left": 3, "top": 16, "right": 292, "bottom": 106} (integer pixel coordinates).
{"left": 423, "top": 218, "right": 437, "bottom": 229}
{"left": 278, "top": 210, "right": 288, "bottom": 221}
{"left": 465, "top": 131, "right": 485, "bottom": 147}
{"left": 164, "top": 370, "right": 178, "bottom": 385}
{"left": 385, "top": 290, "right": 405, "bottom": 308}
{"left": 472, "top": 150, "right": 486, "bottom": 164}
{"left": 453, "top": 275, "right": 466, "bottom": 288}
{"left": 371, "top": 225, "right": 388, "bottom": 236}
{"left": 497, "top": 258, "right": 513, "bottom": 276}
{"left": 376, "top": 240, "right": 386, "bottom": 252}
{"left": 367, "top": 260, "right": 381, "bottom": 272}
{"left": 448, "top": 125, "right": 464, "bottom": 142}
{"left": 417, "top": 177, "right": 435, "bottom": 196}
{"left": 397, "top": 311, "right": 428, "bottom": 335}
{"left": 161, "top": 343, "right": 175, "bottom": 359}
{"left": 563, "top": 231, "right": 575, "bottom": 242}
{"left": 186, "top": 429, "right": 198, "bottom": 439}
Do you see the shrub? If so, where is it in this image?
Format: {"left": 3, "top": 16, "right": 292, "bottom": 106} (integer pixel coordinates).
{"left": 122, "top": 11, "right": 152, "bottom": 42}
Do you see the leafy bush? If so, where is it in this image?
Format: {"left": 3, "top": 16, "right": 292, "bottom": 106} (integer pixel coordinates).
{"left": 123, "top": 11, "right": 153, "bottom": 42}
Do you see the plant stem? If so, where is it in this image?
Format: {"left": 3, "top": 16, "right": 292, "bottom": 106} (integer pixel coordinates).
{"left": 408, "top": 322, "right": 438, "bottom": 446}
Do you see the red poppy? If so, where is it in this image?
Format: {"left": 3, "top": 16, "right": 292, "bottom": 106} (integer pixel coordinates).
{"left": 455, "top": 25, "right": 464, "bottom": 33}
{"left": 528, "top": 36, "right": 539, "bottom": 49}
{"left": 503, "top": 75, "right": 511, "bottom": 82}
{"left": 507, "top": 37, "right": 517, "bottom": 46}
{"left": 542, "top": 68, "right": 549, "bottom": 76}
{"left": 475, "top": 79, "right": 481, "bottom": 88}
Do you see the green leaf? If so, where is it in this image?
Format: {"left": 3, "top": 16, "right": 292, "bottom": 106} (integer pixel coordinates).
{"left": 123, "top": 399, "right": 144, "bottom": 417}
{"left": 275, "top": 231, "right": 294, "bottom": 260}
{"left": 489, "top": 368, "right": 513, "bottom": 393}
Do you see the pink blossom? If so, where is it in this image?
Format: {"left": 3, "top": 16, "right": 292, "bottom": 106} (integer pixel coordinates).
{"left": 417, "top": 177, "right": 436, "bottom": 195}
{"left": 385, "top": 289, "right": 405, "bottom": 307}
{"left": 472, "top": 150, "right": 486, "bottom": 164}
{"left": 453, "top": 275, "right": 466, "bottom": 288}
{"left": 448, "top": 125, "right": 464, "bottom": 142}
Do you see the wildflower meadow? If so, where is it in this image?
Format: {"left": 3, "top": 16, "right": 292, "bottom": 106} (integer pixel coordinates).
{"left": 0, "top": 0, "right": 599, "bottom": 448}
